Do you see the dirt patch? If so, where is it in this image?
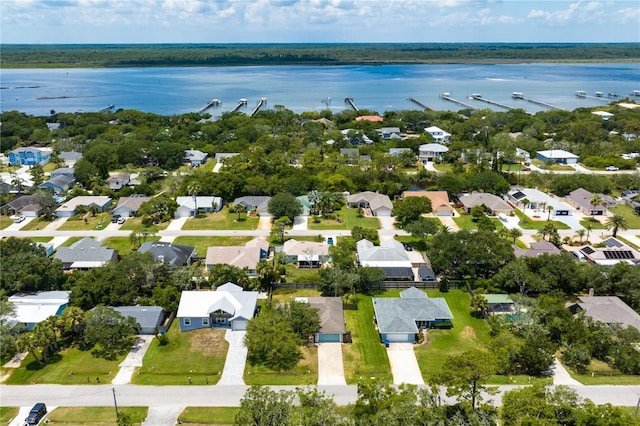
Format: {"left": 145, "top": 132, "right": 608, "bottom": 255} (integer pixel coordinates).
{"left": 460, "top": 326, "right": 476, "bottom": 339}
{"left": 189, "top": 329, "right": 227, "bottom": 356}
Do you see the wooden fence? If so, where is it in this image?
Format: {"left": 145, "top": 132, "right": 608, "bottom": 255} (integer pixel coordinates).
{"left": 274, "top": 281, "right": 459, "bottom": 291}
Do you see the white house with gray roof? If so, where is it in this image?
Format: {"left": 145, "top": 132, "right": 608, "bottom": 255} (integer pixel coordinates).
{"left": 184, "top": 149, "right": 208, "bottom": 167}
{"left": 418, "top": 143, "right": 449, "bottom": 163}
{"left": 459, "top": 191, "right": 514, "bottom": 215}
{"left": 112, "top": 195, "right": 152, "bottom": 217}
{"left": 567, "top": 296, "right": 640, "bottom": 333}
{"left": 357, "top": 239, "right": 414, "bottom": 281}
{"left": 373, "top": 287, "right": 453, "bottom": 343}
{"left": 233, "top": 196, "right": 272, "bottom": 216}
{"left": 177, "top": 283, "right": 258, "bottom": 331}
{"left": 54, "top": 237, "right": 118, "bottom": 270}
{"left": 175, "top": 196, "right": 222, "bottom": 218}
{"left": 346, "top": 191, "right": 393, "bottom": 217}
{"left": 54, "top": 196, "right": 111, "bottom": 217}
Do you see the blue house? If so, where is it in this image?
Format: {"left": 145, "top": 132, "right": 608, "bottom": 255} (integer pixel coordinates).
{"left": 38, "top": 175, "right": 76, "bottom": 195}
{"left": 372, "top": 287, "right": 453, "bottom": 343}
{"left": 8, "top": 147, "right": 52, "bottom": 166}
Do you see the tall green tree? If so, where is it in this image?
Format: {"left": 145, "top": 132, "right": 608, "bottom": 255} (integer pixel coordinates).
{"left": 244, "top": 308, "right": 302, "bottom": 371}
{"left": 84, "top": 306, "right": 139, "bottom": 360}
{"left": 605, "top": 213, "right": 629, "bottom": 238}
{"left": 392, "top": 196, "right": 432, "bottom": 227}
{"left": 267, "top": 192, "right": 303, "bottom": 222}
{"left": 235, "top": 386, "right": 294, "bottom": 426}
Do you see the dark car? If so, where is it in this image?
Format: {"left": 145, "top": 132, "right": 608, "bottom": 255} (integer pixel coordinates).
{"left": 25, "top": 402, "right": 47, "bottom": 425}
{"left": 111, "top": 214, "right": 121, "bottom": 223}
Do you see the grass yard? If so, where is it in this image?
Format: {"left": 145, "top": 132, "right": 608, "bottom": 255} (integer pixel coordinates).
{"left": 565, "top": 359, "right": 640, "bottom": 385}
{"left": 19, "top": 217, "right": 53, "bottom": 231}
{"left": 46, "top": 407, "right": 147, "bottom": 425}
{"left": 173, "top": 236, "right": 253, "bottom": 258}
{"left": 514, "top": 209, "right": 570, "bottom": 230}
{"left": 58, "top": 237, "right": 83, "bottom": 247}
{"left": 433, "top": 163, "right": 453, "bottom": 173}
{"left": 3, "top": 346, "right": 123, "bottom": 385}
{"left": 58, "top": 213, "right": 111, "bottom": 231}
{"left": 102, "top": 236, "right": 160, "bottom": 256}
{"left": 452, "top": 212, "right": 504, "bottom": 231}
{"left": 342, "top": 292, "right": 392, "bottom": 384}
{"left": 414, "top": 290, "right": 491, "bottom": 381}
{"left": 394, "top": 235, "right": 428, "bottom": 252}
{"left": 183, "top": 210, "right": 259, "bottom": 231}
{"left": 618, "top": 236, "right": 640, "bottom": 250}
{"left": 178, "top": 407, "right": 240, "bottom": 425}
{"left": 132, "top": 322, "right": 228, "bottom": 385}
{"left": 270, "top": 287, "right": 322, "bottom": 304}
{"left": 29, "top": 236, "right": 53, "bottom": 243}
{"left": 610, "top": 204, "right": 640, "bottom": 229}
{"left": 0, "top": 407, "right": 18, "bottom": 426}
{"left": 283, "top": 264, "right": 322, "bottom": 283}
{"left": 307, "top": 208, "right": 380, "bottom": 231}
{"left": 244, "top": 345, "right": 318, "bottom": 385}
{"left": 501, "top": 163, "right": 524, "bottom": 171}
{"left": 119, "top": 217, "right": 169, "bottom": 231}
{"left": 580, "top": 217, "right": 606, "bottom": 230}
{"left": 0, "top": 215, "right": 13, "bottom": 230}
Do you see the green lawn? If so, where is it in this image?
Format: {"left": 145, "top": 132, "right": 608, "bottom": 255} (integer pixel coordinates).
{"left": 394, "top": 235, "right": 428, "bottom": 252}
{"left": 580, "top": 217, "right": 606, "bottom": 230}
{"left": 0, "top": 215, "right": 13, "bottom": 230}
{"left": 119, "top": 217, "right": 169, "bottom": 231}
{"left": 0, "top": 407, "right": 18, "bottom": 426}
{"left": 29, "top": 237, "right": 53, "bottom": 243}
{"left": 58, "top": 213, "right": 111, "bottom": 231}
{"left": 283, "top": 264, "right": 322, "bottom": 283}
{"left": 179, "top": 407, "right": 240, "bottom": 425}
{"left": 270, "top": 287, "right": 322, "bottom": 304}
{"left": 433, "top": 163, "right": 453, "bottom": 173}
{"left": 342, "top": 292, "right": 393, "bottom": 384}
{"left": 501, "top": 163, "right": 524, "bottom": 171}
{"left": 618, "top": 236, "right": 640, "bottom": 250}
{"left": 132, "top": 322, "right": 228, "bottom": 385}
{"left": 244, "top": 345, "right": 318, "bottom": 385}
{"left": 514, "top": 209, "right": 571, "bottom": 230}
{"left": 564, "top": 359, "right": 640, "bottom": 385}
{"left": 307, "top": 208, "right": 380, "bottom": 231}
{"left": 183, "top": 210, "right": 260, "bottom": 230}
{"left": 415, "top": 290, "right": 491, "bottom": 381}
{"left": 46, "top": 407, "right": 147, "bottom": 425}
{"left": 18, "top": 217, "right": 53, "bottom": 231}
{"left": 610, "top": 204, "right": 640, "bottom": 229}
{"left": 172, "top": 236, "right": 253, "bottom": 259}
{"left": 4, "top": 346, "right": 123, "bottom": 385}
{"left": 102, "top": 236, "right": 160, "bottom": 256}
{"left": 58, "top": 237, "right": 83, "bottom": 247}
{"left": 452, "top": 212, "right": 504, "bottom": 231}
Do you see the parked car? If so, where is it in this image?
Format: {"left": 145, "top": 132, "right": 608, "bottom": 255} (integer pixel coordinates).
{"left": 11, "top": 215, "right": 25, "bottom": 223}
{"left": 605, "top": 166, "right": 619, "bottom": 171}
{"left": 117, "top": 217, "right": 126, "bottom": 224}
{"left": 25, "top": 402, "right": 47, "bottom": 425}
{"left": 111, "top": 214, "right": 121, "bottom": 223}
{"left": 522, "top": 167, "right": 531, "bottom": 172}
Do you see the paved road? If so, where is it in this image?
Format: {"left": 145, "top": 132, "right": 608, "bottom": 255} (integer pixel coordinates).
{"left": 2, "top": 384, "right": 640, "bottom": 408}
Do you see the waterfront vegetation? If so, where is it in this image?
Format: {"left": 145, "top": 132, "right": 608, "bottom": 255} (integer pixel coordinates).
{"left": 2, "top": 43, "right": 638, "bottom": 68}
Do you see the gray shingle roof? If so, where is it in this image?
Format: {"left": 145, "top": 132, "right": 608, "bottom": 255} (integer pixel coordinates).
{"left": 138, "top": 242, "right": 195, "bottom": 268}
{"left": 54, "top": 237, "right": 117, "bottom": 264}
{"left": 112, "top": 306, "right": 164, "bottom": 330}
{"left": 372, "top": 288, "right": 453, "bottom": 334}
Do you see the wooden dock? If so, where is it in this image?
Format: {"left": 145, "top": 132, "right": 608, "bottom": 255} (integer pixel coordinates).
{"left": 439, "top": 93, "right": 478, "bottom": 110}
{"left": 249, "top": 97, "right": 267, "bottom": 117}
{"left": 197, "top": 98, "right": 221, "bottom": 114}
{"left": 407, "top": 97, "right": 432, "bottom": 110}
{"left": 470, "top": 94, "right": 512, "bottom": 110}
{"left": 512, "top": 92, "right": 565, "bottom": 111}
{"left": 231, "top": 98, "right": 248, "bottom": 113}
{"left": 344, "top": 97, "right": 359, "bottom": 111}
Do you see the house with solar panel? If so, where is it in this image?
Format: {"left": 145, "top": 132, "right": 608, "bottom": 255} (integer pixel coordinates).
{"left": 573, "top": 237, "right": 640, "bottom": 266}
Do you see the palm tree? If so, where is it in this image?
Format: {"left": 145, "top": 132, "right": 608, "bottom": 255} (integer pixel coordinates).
{"left": 575, "top": 229, "right": 586, "bottom": 243}
{"left": 546, "top": 205, "right": 554, "bottom": 221}
{"left": 231, "top": 203, "right": 246, "bottom": 221}
{"left": 585, "top": 223, "right": 593, "bottom": 242}
{"left": 509, "top": 228, "right": 523, "bottom": 243}
{"left": 186, "top": 182, "right": 201, "bottom": 215}
{"left": 589, "top": 194, "right": 602, "bottom": 219}
{"left": 605, "top": 214, "right": 629, "bottom": 238}
{"left": 308, "top": 190, "right": 320, "bottom": 215}
{"left": 521, "top": 198, "right": 530, "bottom": 216}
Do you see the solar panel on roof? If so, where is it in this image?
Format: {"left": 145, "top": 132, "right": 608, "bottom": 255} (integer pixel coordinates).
{"left": 603, "top": 250, "right": 635, "bottom": 260}
{"left": 512, "top": 191, "right": 526, "bottom": 200}
{"left": 605, "top": 238, "right": 623, "bottom": 248}
{"left": 582, "top": 246, "right": 596, "bottom": 255}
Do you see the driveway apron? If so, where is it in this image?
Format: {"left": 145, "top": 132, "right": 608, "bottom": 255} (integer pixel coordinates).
{"left": 218, "top": 330, "right": 247, "bottom": 385}
{"left": 143, "top": 406, "right": 184, "bottom": 426}
{"left": 111, "top": 335, "right": 154, "bottom": 385}
{"left": 386, "top": 343, "right": 424, "bottom": 385}
{"left": 317, "top": 343, "right": 346, "bottom": 385}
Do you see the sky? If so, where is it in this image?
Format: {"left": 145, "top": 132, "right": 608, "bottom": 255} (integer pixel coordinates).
{"left": 1, "top": 0, "right": 639, "bottom": 44}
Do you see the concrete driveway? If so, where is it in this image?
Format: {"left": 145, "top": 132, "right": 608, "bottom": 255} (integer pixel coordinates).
{"left": 386, "top": 343, "right": 424, "bottom": 385}
{"left": 218, "top": 330, "right": 247, "bottom": 385}
{"left": 112, "top": 335, "right": 154, "bottom": 385}
{"left": 317, "top": 343, "right": 346, "bottom": 385}
{"left": 143, "top": 406, "right": 184, "bottom": 426}
{"left": 8, "top": 406, "right": 57, "bottom": 426}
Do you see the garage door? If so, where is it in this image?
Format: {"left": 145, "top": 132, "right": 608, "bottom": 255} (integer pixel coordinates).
{"left": 384, "top": 333, "right": 411, "bottom": 343}
{"left": 318, "top": 333, "right": 341, "bottom": 343}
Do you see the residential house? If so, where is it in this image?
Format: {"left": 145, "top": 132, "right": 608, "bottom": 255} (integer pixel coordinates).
{"left": 205, "top": 238, "right": 269, "bottom": 277}
{"left": 50, "top": 168, "right": 75, "bottom": 179}
{"left": 106, "top": 173, "right": 130, "bottom": 191}
{"left": 566, "top": 188, "right": 616, "bottom": 216}
{"left": 508, "top": 188, "right": 572, "bottom": 217}
{"left": 176, "top": 283, "right": 258, "bottom": 331}
{"left": 425, "top": 126, "right": 451, "bottom": 143}
{"left": 388, "top": 148, "right": 413, "bottom": 157}
{"left": 356, "top": 239, "right": 414, "bottom": 281}
{"left": 516, "top": 148, "right": 532, "bottom": 164}
{"left": 482, "top": 294, "right": 516, "bottom": 315}
{"left": 573, "top": 237, "right": 640, "bottom": 266}
{"left": 183, "top": 149, "right": 208, "bottom": 167}
{"left": 401, "top": 191, "right": 454, "bottom": 216}
{"left": 233, "top": 196, "right": 272, "bottom": 216}
{"left": 567, "top": 296, "right": 640, "bottom": 333}
{"left": 7, "top": 291, "right": 70, "bottom": 330}
{"left": 295, "top": 297, "right": 346, "bottom": 343}
{"left": 355, "top": 115, "right": 384, "bottom": 123}
{"left": 282, "top": 239, "right": 331, "bottom": 268}
{"left": 112, "top": 195, "right": 152, "bottom": 218}
{"left": 8, "top": 147, "right": 52, "bottom": 166}
{"left": 535, "top": 149, "right": 579, "bottom": 165}
{"left": 138, "top": 242, "right": 196, "bottom": 268}
{"left": 38, "top": 175, "right": 75, "bottom": 195}
{"left": 377, "top": 127, "right": 402, "bottom": 140}
{"left": 214, "top": 153, "right": 239, "bottom": 163}
{"left": 514, "top": 240, "right": 562, "bottom": 258}
{"left": 418, "top": 143, "right": 449, "bottom": 163}
{"left": 174, "top": 196, "right": 222, "bottom": 218}
{"left": 592, "top": 111, "right": 614, "bottom": 120}
{"left": 54, "top": 237, "right": 119, "bottom": 270}
{"left": 459, "top": 191, "right": 514, "bottom": 216}
{"left": 58, "top": 151, "right": 83, "bottom": 167}
{"left": 36, "top": 242, "right": 54, "bottom": 257}
{"left": 1, "top": 195, "right": 42, "bottom": 217}
{"left": 372, "top": 287, "right": 453, "bottom": 342}
{"left": 346, "top": 191, "right": 393, "bottom": 217}
{"left": 54, "top": 196, "right": 111, "bottom": 217}
{"left": 112, "top": 306, "right": 165, "bottom": 335}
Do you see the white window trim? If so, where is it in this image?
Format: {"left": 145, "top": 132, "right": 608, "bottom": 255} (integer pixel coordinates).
{"left": 202, "top": 318, "right": 210, "bottom": 326}
{"left": 183, "top": 318, "right": 191, "bottom": 326}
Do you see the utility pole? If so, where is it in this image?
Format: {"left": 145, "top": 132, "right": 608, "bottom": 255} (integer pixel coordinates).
{"left": 112, "top": 388, "right": 120, "bottom": 418}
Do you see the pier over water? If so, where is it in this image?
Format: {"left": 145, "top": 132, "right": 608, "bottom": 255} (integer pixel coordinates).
{"left": 344, "top": 97, "right": 359, "bottom": 111}
{"left": 439, "top": 93, "right": 478, "bottom": 110}
{"left": 407, "top": 97, "right": 432, "bottom": 110}
{"left": 470, "top": 94, "right": 512, "bottom": 110}
{"left": 512, "top": 92, "right": 565, "bottom": 111}
{"left": 249, "top": 97, "right": 267, "bottom": 117}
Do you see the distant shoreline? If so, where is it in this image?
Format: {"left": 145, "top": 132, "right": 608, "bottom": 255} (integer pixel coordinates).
{"left": 1, "top": 43, "right": 639, "bottom": 69}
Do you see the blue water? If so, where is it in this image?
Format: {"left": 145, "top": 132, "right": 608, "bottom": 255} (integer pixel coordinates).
{"left": 1, "top": 63, "right": 638, "bottom": 116}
